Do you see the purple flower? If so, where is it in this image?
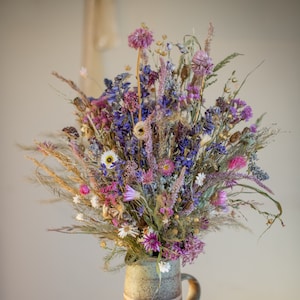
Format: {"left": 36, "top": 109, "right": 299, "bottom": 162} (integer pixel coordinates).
{"left": 212, "top": 190, "right": 228, "bottom": 208}
{"left": 123, "top": 185, "right": 141, "bottom": 202}
{"left": 181, "top": 235, "right": 205, "bottom": 266}
{"left": 142, "top": 231, "right": 161, "bottom": 252}
{"left": 232, "top": 98, "right": 247, "bottom": 107}
{"left": 128, "top": 26, "right": 154, "bottom": 50}
{"left": 241, "top": 105, "right": 253, "bottom": 121}
{"left": 250, "top": 124, "right": 257, "bottom": 133}
{"left": 191, "top": 50, "right": 214, "bottom": 76}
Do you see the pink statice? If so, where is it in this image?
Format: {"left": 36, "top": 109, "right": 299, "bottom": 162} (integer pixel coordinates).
{"left": 212, "top": 190, "right": 228, "bottom": 209}
{"left": 159, "top": 207, "right": 174, "bottom": 220}
{"left": 100, "top": 182, "right": 118, "bottom": 206}
{"left": 123, "top": 91, "right": 139, "bottom": 113}
{"left": 128, "top": 26, "right": 154, "bottom": 49}
{"left": 159, "top": 158, "right": 175, "bottom": 176}
{"left": 123, "top": 185, "right": 141, "bottom": 202}
{"left": 142, "top": 231, "right": 161, "bottom": 252}
{"left": 142, "top": 169, "right": 154, "bottom": 184}
{"left": 191, "top": 50, "right": 214, "bottom": 76}
{"left": 79, "top": 184, "right": 90, "bottom": 195}
{"left": 228, "top": 155, "right": 247, "bottom": 170}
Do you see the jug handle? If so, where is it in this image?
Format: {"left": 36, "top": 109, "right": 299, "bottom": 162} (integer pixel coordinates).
{"left": 181, "top": 273, "right": 201, "bottom": 300}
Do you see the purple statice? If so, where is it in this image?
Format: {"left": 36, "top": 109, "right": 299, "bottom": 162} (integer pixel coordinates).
{"left": 123, "top": 90, "right": 139, "bottom": 113}
{"left": 250, "top": 124, "right": 257, "bottom": 133}
{"left": 163, "top": 242, "right": 184, "bottom": 261}
{"left": 163, "top": 235, "right": 205, "bottom": 266}
{"left": 181, "top": 235, "right": 205, "bottom": 266}
{"left": 191, "top": 50, "right": 214, "bottom": 76}
{"left": 216, "top": 96, "right": 229, "bottom": 113}
{"left": 200, "top": 217, "right": 209, "bottom": 230}
{"left": 232, "top": 98, "right": 247, "bottom": 107}
{"left": 142, "top": 231, "right": 161, "bottom": 252}
{"left": 187, "top": 84, "right": 200, "bottom": 101}
{"left": 240, "top": 105, "right": 253, "bottom": 121}
{"left": 128, "top": 26, "right": 154, "bottom": 49}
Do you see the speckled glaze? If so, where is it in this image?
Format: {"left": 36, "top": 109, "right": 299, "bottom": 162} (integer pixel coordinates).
{"left": 123, "top": 258, "right": 201, "bottom": 300}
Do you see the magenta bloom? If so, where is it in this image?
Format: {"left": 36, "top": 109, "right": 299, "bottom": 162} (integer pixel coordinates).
{"left": 191, "top": 50, "right": 214, "bottom": 76}
{"left": 228, "top": 156, "right": 247, "bottom": 170}
{"left": 128, "top": 26, "right": 154, "bottom": 49}
{"left": 181, "top": 235, "right": 205, "bottom": 266}
{"left": 142, "top": 232, "right": 161, "bottom": 252}
{"left": 123, "top": 185, "right": 141, "bottom": 202}
{"left": 79, "top": 184, "right": 90, "bottom": 195}
{"left": 159, "top": 159, "right": 175, "bottom": 176}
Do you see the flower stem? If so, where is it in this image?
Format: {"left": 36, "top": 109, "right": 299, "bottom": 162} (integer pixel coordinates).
{"left": 137, "top": 48, "right": 142, "bottom": 122}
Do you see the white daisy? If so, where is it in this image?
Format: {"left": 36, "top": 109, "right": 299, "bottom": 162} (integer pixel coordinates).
{"left": 118, "top": 224, "right": 139, "bottom": 239}
{"left": 195, "top": 172, "right": 206, "bottom": 186}
{"left": 158, "top": 261, "right": 171, "bottom": 273}
{"left": 100, "top": 150, "right": 118, "bottom": 169}
{"left": 73, "top": 194, "right": 81, "bottom": 204}
{"left": 90, "top": 195, "right": 100, "bottom": 208}
{"left": 75, "top": 213, "right": 84, "bottom": 221}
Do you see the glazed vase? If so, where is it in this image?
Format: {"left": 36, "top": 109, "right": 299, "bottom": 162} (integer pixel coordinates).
{"left": 123, "top": 258, "right": 201, "bottom": 300}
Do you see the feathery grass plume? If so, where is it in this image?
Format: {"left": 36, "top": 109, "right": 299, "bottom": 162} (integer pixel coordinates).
{"left": 204, "top": 22, "right": 214, "bottom": 54}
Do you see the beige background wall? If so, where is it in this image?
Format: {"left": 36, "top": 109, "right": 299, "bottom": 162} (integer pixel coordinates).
{"left": 1, "top": 0, "right": 299, "bottom": 299}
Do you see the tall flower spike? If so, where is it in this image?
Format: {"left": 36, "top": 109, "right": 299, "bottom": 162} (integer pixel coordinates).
{"left": 128, "top": 24, "right": 154, "bottom": 121}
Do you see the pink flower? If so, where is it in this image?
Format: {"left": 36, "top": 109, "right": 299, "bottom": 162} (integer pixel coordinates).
{"left": 142, "top": 231, "right": 161, "bottom": 252}
{"left": 159, "top": 207, "right": 174, "bottom": 217}
{"left": 212, "top": 190, "right": 227, "bottom": 208}
{"left": 228, "top": 156, "right": 247, "bottom": 170}
{"left": 123, "top": 185, "right": 141, "bottom": 202}
{"left": 79, "top": 184, "right": 90, "bottom": 195}
{"left": 128, "top": 26, "right": 154, "bottom": 49}
{"left": 142, "top": 169, "right": 154, "bottom": 184}
{"left": 181, "top": 235, "right": 205, "bottom": 267}
{"left": 123, "top": 91, "right": 139, "bottom": 112}
{"left": 159, "top": 159, "right": 175, "bottom": 176}
{"left": 191, "top": 50, "right": 214, "bottom": 76}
